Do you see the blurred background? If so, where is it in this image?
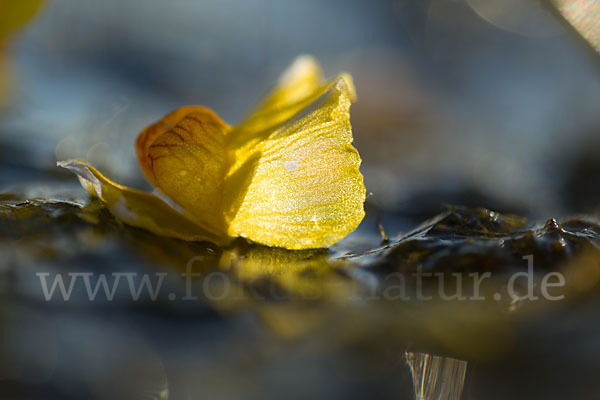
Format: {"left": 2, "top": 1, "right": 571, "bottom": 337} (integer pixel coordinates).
{"left": 2, "top": 1, "right": 600, "bottom": 399}
{"left": 2, "top": 0, "right": 600, "bottom": 218}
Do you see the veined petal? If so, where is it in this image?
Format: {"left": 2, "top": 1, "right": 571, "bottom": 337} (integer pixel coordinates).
{"left": 58, "top": 159, "right": 227, "bottom": 245}
{"left": 135, "top": 106, "right": 231, "bottom": 235}
{"left": 63, "top": 55, "right": 365, "bottom": 250}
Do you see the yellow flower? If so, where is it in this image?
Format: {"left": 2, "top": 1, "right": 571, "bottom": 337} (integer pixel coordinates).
{"left": 59, "top": 55, "right": 366, "bottom": 249}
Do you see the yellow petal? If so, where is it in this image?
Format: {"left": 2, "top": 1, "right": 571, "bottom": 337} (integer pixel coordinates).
{"left": 58, "top": 160, "right": 226, "bottom": 245}
{"left": 228, "top": 55, "right": 356, "bottom": 149}
{"left": 227, "top": 55, "right": 356, "bottom": 171}
{"left": 233, "top": 55, "right": 325, "bottom": 138}
{"left": 225, "top": 75, "right": 365, "bottom": 249}
{"left": 64, "top": 56, "right": 365, "bottom": 250}
{"left": 135, "top": 106, "right": 231, "bottom": 236}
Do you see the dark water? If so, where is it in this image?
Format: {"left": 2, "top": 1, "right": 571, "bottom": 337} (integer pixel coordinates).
{"left": 2, "top": 1, "right": 600, "bottom": 399}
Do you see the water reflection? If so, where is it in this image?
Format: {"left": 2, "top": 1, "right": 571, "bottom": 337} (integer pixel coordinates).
{"left": 405, "top": 352, "right": 467, "bottom": 400}
{"left": 219, "top": 244, "right": 338, "bottom": 300}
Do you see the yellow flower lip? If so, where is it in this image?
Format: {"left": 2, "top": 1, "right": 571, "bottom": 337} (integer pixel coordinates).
{"left": 59, "top": 55, "right": 366, "bottom": 250}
